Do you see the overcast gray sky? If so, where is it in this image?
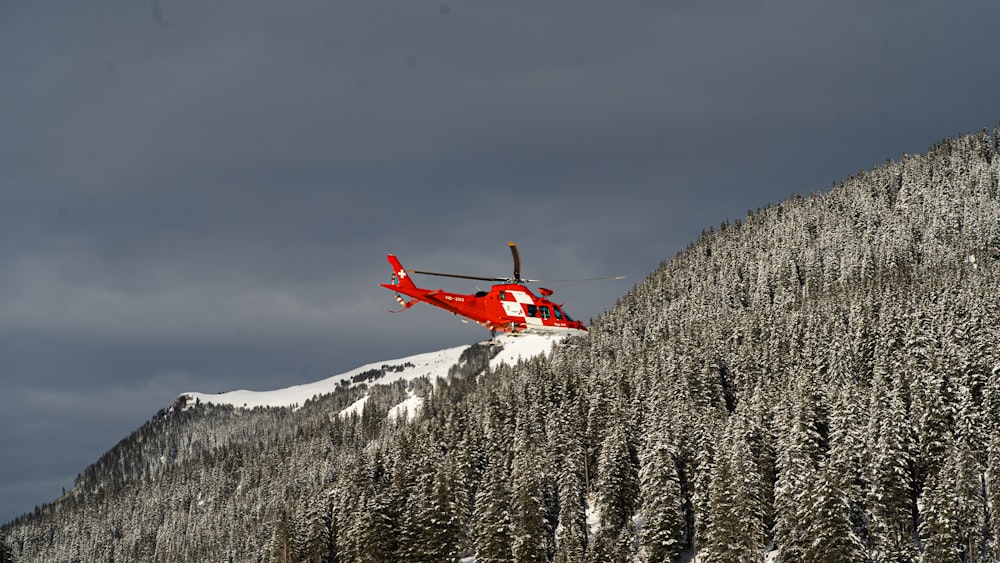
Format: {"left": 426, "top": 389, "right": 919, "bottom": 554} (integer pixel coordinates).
{"left": 3, "top": 0, "right": 999, "bottom": 524}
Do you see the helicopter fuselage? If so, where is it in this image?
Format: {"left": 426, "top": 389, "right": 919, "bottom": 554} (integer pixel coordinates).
{"left": 381, "top": 254, "right": 587, "bottom": 334}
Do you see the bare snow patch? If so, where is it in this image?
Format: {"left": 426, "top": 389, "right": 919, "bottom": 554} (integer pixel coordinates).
{"left": 338, "top": 395, "right": 369, "bottom": 419}
{"left": 388, "top": 392, "right": 423, "bottom": 422}
{"left": 489, "top": 332, "right": 569, "bottom": 369}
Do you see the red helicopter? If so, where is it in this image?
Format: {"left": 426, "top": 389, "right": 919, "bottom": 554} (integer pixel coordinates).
{"left": 381, "top": 242, "right": 623, "bottom": 336}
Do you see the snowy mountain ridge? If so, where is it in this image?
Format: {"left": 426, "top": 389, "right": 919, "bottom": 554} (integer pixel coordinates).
{"left": 179, "top": 332, "right": 567, "bottom": 412}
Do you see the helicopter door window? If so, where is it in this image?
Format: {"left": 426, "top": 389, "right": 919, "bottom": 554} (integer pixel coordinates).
{"left": 553, "top": 307, "right": 563, "bottom": 320}
{"left": 540, "top": 306, "right": 551, "bottom": 319}
{"left": 526, "top": 305, "right": 538, "bottom": 317}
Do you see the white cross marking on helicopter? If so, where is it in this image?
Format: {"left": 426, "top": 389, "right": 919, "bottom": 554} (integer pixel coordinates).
{"left": 397, "top": 269, "right": 407, "bottom": 280}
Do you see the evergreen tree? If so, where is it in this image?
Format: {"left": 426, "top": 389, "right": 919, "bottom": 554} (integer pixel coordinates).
{"left": 269, "top": 507, "right": 297, "bottom": 563}
{"left": 473, "top": 458, "right": 513, "bottom": 563}
{"left": 773, "top": 378, "right": 825, "bottom": 563}
{"left": 866, "top": 372, "right": 917, "bottom": 562}
{"left": 344, "top": 488, "right": 397, "bottom": 563}
{"left": 549, "top": 404, "right": 589, "bottom": 563}
{"left": 988, "top": 424, "right": 1000, "bottom": 562}
{"left": 703, "top": 416, "right": 764, "bottom": 563}
{"left": 689, "top": 409, "right": 721, "bottom": 555}
{"left": 918, "top": 437, "right": 985, "bottom": 563}
{"left": 297, "top": 495, "right": 332, "bottom": 563}
{"left": 398, "top": 469, "right": 436, "bottom": 562}
{"left": 0, "top": 531, "right": 15, "bottom": 563}
{"left": 908, "top": 313, "right": 952, "bottom": 485}
{"left": 589, "top": 422, "right": 638, "bottom": 563}
{"left": 636, "top": 439, "right": 685, "bottom": 563}
{"left": 825, "top": 385, "right": 868, "bottom": 559}
{"left": 510, "top": 436, "right": 550, "bottom": 562}
{"left": 987, "top": 366, "right": 1000, "bottom": 562}
{"left": 797, "top": 460, "right": 861, "bottom": 563}
{"left": 426, "top": 458, "right": 465, "bottom": 561}
{"left": 553, "top": 463, "right": 588, "bottom": 563}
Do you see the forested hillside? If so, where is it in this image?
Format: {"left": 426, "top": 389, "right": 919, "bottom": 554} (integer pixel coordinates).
{"left": 4, "top": 128, "right": 1000, "bottom": 562}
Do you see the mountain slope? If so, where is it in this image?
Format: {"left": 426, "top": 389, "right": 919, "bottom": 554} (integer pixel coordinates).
{"left": 2, "top": 334, "right": 568, "bottom": 562}
{"left": 5, "top": 128, "right": 1000, "bottom": 562}
{"left": 180, "top": 333, "right": 563, "bottom": 410}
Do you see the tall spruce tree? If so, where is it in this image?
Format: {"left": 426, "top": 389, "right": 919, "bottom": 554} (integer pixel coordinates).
{"left": 825, "top": 385, "right": 868, "bottom": 559}
{"left": 510, "top": 431, "right": 550, "bottom": 563}
{"left": 636, "top": 438, "right": 685, "bottom": 563}
{"left": 703, "top": 415, "right": 764, "bottom": 563}
{"left": 549, "top": 408, "right": 589, "bottom": 563}
{"left": 918, "top": 437, "right": 985, "bottom": 563}
{"left": 866, "top": 372, "right": 917, "bottom": 562}
{"left": 0, "top": 531, "right": 15, "bottom": 563}
{"left": 773, "top": 382, "right": 820, "bottom": 562}
{"left": 473, "top": 457, "right": 513, "bottom": 563}
{"left": 589, "top": 421, "right": 639, "bottom": 563}
{"left": 797, "top": 460, "right": 861, "bottom": 563}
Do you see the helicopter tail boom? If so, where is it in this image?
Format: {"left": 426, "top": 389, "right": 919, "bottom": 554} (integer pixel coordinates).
{"left": 385, "top": 254, "right": 418, "bottom": 292}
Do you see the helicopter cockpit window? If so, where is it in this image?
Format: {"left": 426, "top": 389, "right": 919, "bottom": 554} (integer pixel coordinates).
{"left": 563, "top": 310, "right": 574, "bottom": 322}
{"left": 526, "top": 305, "right": 538, "bottom": 317}
{"left": 553, "top": 307, "right": 563, "bottom": 320}
{"left": 540, "top": 306, "right": 551, "bottom": 319}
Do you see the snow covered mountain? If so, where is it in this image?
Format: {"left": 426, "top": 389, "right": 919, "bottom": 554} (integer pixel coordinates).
{"left": 3, "top": 331, "right": 576, "bottom": 561}
{"left": 180, "top": 333, "right": 567, "bottom": 411}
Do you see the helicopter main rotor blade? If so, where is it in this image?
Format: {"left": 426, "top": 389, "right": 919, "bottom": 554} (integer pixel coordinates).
{"left": 521, "top": 275, "right": 627, "bottom": 283}
{"left": 408, "top": 269, "right": 508, "bottom": 282}
{"left": 508, "top": 241, "right": 521, "bottom": 281}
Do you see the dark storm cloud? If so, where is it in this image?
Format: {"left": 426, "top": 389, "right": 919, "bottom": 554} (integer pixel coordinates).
{"left": 4, "top": 0, "right": 1000, "bottom": 523}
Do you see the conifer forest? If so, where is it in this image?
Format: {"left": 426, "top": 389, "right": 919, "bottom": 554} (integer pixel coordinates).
{"left": 4, "top": 127, "right": 1000, "bottom": 562}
